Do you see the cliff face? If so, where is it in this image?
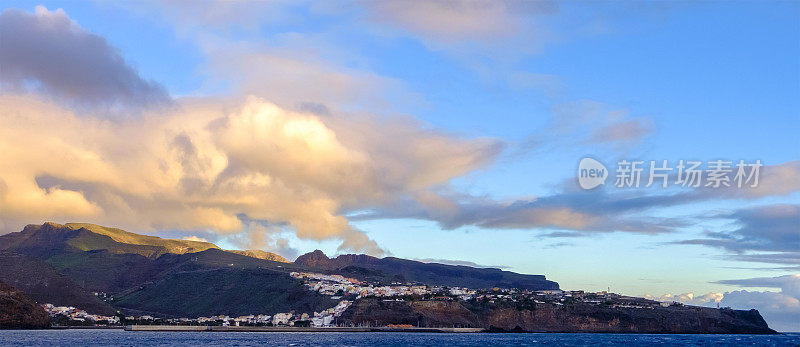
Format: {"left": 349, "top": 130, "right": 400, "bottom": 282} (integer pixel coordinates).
{"left": 483, "top": 304, "right": 774, "bottom": 334}
{"left": 340, "top": 299, "right": 776, "bottom": 334}
{"left": 341, "top": 299, "right": 482, "bottom": 328}
{"left": 0, "top": 281, "right": 50, "bottom": 329}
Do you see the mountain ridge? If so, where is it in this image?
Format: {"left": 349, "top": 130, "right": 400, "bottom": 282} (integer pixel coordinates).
{"left": 229, "top": 249, "right": 289, "bottom": 263}
{"left": 0, "top": 223, "right": 556, "bottom": 317}
{"left": 295, "top": 249, "right": 559, "bottom": 291}
{"left": 1, "top": 222, "right": 286, "bottom": 262}
{"left": 0, "top": 223, "right": 778, "bottom": 334}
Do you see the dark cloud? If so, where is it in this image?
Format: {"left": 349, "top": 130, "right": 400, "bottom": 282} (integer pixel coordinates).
{"left": 352, "top": 187, "right": 691, "bottom": 235}
{"left": 675, "top": 204, "right": 800, "bottom": 268}
{"left": 716, "top": 275, "right": 800, "bottom": 294}
{"left": 0, "top": 7, "right": 170, "bottom": 109}
{"left": 351, "top": 160, "right": 798, "bottom": 240}
{"left": 541, "top": 241, "right": 574, "bottom": 249}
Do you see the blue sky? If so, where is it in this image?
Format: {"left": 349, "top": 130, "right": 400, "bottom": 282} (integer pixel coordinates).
{"left": 0, "top": 1, "right": 798, "bottom": 331}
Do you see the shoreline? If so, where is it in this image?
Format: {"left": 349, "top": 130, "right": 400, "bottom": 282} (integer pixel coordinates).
{"left": 117, "top": 325, "right": 782, "bottom": 334}
{"left": 3, "top": 326, "right": 789, "bottom": 334}
{"left": 124, "top": 325, "right": 484, "bottom": 333}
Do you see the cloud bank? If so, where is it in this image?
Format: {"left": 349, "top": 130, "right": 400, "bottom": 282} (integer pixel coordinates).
{"left": 648, "top": 274, "right": 800, "bottom": 332}
{"left": 676, "top": 204, "right": 800, "bottom": 269}
{"left": 0, "top": 6, "right": 504, "bottom": 256}
{"left": 0, "top": 94, "right": 501, "bottom": 256}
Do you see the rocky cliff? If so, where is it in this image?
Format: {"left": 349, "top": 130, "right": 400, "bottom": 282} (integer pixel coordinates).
{"left": 339, "top": 298, "right": 776, "bottom": 334}
{"left": 0, "top": 281, "right": 50, "bottom": 329}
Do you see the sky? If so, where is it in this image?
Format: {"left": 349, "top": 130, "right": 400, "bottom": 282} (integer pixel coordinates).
{"left": 0, "top": 1, "right": 798, "bottom": 331}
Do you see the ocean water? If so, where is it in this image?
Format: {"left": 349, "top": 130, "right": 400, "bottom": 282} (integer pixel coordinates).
{"left": 1, "top": 330, "right": 798, "bottom": 346}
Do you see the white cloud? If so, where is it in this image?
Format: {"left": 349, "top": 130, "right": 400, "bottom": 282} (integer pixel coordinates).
{"left": 0, "top": 94, "right": 500, "bottom": 256}
{"left": 643, "top": 292, "right": 724, "bottom": 306}
{"left": 362, "top": 0, "right": 556, "bottom": 43}
{"left": 648, "top": 275, "right": 800, "bottom": 332}
{"left": 182, "top": 236, "right": 208, "bottom": 243}
{"left": 204, "top": 38, "right": 420, "bottom": 111}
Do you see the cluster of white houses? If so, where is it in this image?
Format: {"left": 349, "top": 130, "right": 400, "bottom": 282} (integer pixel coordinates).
{"left": 290, "top": 271, "right": 478, "bottom": 300}
{"left": 42, "top": 304, "right": 119, "bottom": 324}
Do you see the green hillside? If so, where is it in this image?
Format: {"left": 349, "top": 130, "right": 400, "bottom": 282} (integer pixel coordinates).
{"left": 0, "top": 223, "right": 322, "bottom": 318}
{"left": 113, "top": 267, "right": 335, "bottom": 317}
{"left": 65, "top": 223, "right": 220, "bottom": 257}
{"left": 228, "top": 249, "right": 289, "bottom": 263}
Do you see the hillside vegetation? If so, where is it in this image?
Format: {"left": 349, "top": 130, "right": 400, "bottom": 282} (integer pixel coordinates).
{"left": 65, "top": 223, "right": 220, "bottom": 258}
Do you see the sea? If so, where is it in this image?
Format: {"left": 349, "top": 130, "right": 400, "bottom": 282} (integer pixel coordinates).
{"left": 1, "top": 330, "right": 799, "bottom": 346}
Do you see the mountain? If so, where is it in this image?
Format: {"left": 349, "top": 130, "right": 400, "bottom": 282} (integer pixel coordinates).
{"left": 229, "top": 250, "right": 289, "bottom": 263}
{"left": 112, "top": 264, "right": 334, "bottom": 317}
{"left": 0, "top": 223, "right": 330, "bottom": 317}
{"left": 0, "top": 280, "right": 50, "bottom": 329}
{"left": 0, "top": 222, "right": 557, "bottom": 318}
{"left": 295, "top": 250, "right": 559, "bottom": 290}
{"left": 0, "top": 222, "right": 286, "bottom": 262}
{"left": 64, "top": 223, "right": 221, "bottom": 257}
{"left": 0, "top": 222, "right": 220, "bottom": 259}
{"left": 0, "top": 251, "right": 115, "bottom": 315}
{"left": 294, "top": 249, "right": 331, "bottom": 268}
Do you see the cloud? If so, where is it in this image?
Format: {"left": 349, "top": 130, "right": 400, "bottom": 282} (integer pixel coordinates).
{"left": 644, "top": 292, "right": 724, "bottom": 306}
{"left": 0, "top": 5, "right": 507, "bottom": 257}
{"left": 203, "top": 37, "right": 420, "bottom": 111}
{"left": 588, "top": 118, "right": 654, "bottom": 145}
{"left": 716, "top": 275, "right": 800, "bottom": 298}
{"left": 548, "top": 99, "right": 654, "bottom": 148}
{"left": 182, "top": 236, "right": 208, "bottom": 243}
{"left": 719, "top": 160, "right": 800, "bottom": 199}
{"left": 0, "top": 94, "right": 500, "bottom": 256}
{"left": 2, "top": 3, "right": 795, "bottom": 263}
{"left": 675, "top": 204, "right": 800, "bottom": 268}
{"left": 720, "top": 290, "right": 800, "bottom": 332}
{"left": 145, "top": 0, "right": 296, "bottom": 32}
{"left": 508, "top": 72, "right": 566, "bottom": 99}
{"left": 351, "top": 158, "right": 798, "bottom": 242}
{"left": 362, "top": 0, "right": 557, "bottom": 43}
{"left": 0, "top": 6, "right": 170, "bottom": 109}
{"left": 107, "top": 1, "right": 424, "bottom": 112}
{"left": 651, "top": 275, "right": 800, "bottom": 332}
{"left": 227, "top": 221, "right": 300, "bottom": 261}
{"left": 351, "top": 187, "right": 690, "bottom": 235}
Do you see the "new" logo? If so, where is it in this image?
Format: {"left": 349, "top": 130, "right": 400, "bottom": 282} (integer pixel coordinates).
{"left": 578, "top": 157, "right": 608, "bottom": 190}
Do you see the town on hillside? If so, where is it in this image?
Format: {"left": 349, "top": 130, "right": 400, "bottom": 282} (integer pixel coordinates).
{"left": 44, "top": 271, "right": 701, "bottom": 328}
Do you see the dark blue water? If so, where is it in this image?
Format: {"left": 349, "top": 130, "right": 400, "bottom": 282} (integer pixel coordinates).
{"left": 1, "top": 330, "right": 798, "bottom": 346}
